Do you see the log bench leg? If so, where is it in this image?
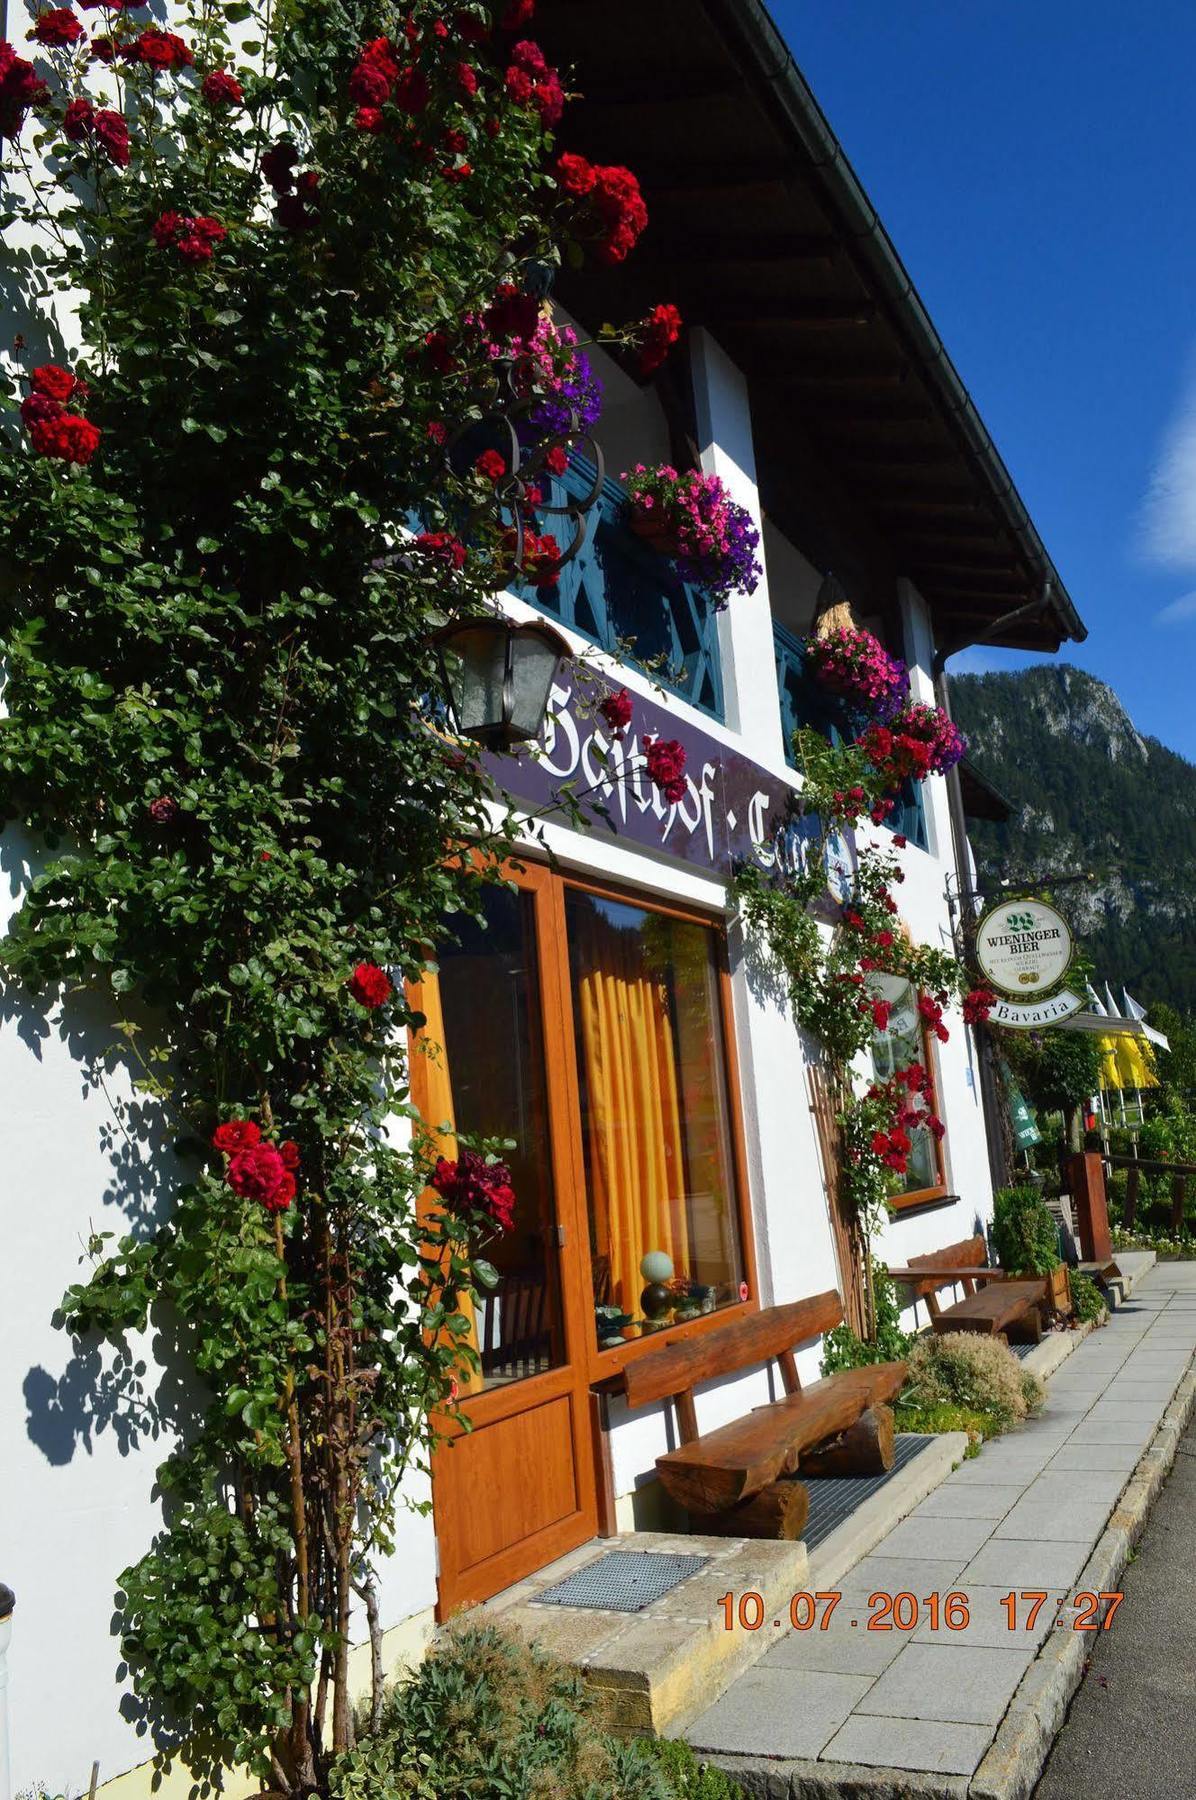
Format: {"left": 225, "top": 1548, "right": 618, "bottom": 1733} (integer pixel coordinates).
{"left": 698, "top": 1477, "right": 810, "bottom": 1540}
{"left": 1004, "top": 1306, "right": 1044, "bottom": 1346}
{"left": 799, "top": 1404, "right": 896, "bottom": 1478}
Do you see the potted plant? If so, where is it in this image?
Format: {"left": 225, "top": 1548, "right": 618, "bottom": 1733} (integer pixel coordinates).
{"left": 806, "top": 624, "right": 910, "bottom": 721}
{"left": 621, "top": 462, "right": 762, "bottom": 608}
{"left": 991, "top": 1185, "right": 1073, "bottom": 1317}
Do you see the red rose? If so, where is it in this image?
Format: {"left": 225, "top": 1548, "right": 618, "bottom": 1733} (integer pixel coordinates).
{"left": 28, "top": 412, "right": 101, "bottom": 464}
{"left": 30, "top": 363, "right": 83, "bottom": 402}
{"left": 348, "top": 961, "right": 393, "bottom": 1009}
{"left": 423, "top": 329, "right": 455, "bottom": 374}
{"left": 349, "top": 58, "right": 390, "bottom": 105}
{"left": 30, "top": 9, "right": 84, "bottom": 48}
{"left": 962, "top": 987, "right": 995, "bottom": 1027}
{"left": 871, "top": 999, "right": 892, "bottom": 1032}
{"left": 440, "top": 162, "right": 472, "bottom": 183}
{"left": 279, "top": 1140, "right": 301, "bottom": 1171}
{"left": 392, "top": 65, "right": 429, "bottom": 113}
{"left": 94, "top": 107, "right": 128, "bottom": 166}
{"left": 89, "top": 34, "right": 114, "bottom": 62}
{"left": 261, "top": 140, "right": 298, "bottom": 192}
{"left": 426, "top": 420, "right": 448, "bottom": 445}
{"left": 354, "top": 105, "right": 384, "bottom": 132}
{"left": 639, "top": 302, "right": 682, "bottom": 375}
{"left": 148, "top": 795, "right": 179, "bottom": 825}
{"left": 212, "top": 1118, "right": 262, "bottom": 1154}
{"left": 0, "top": 44, "right": 47, "bottom": 142}
{"left": 500, "top": 0, "right": 535, "bottom": 25}
{"left": 153, "top": 212, "right": 226, "bottom": 261}
{"left": 544, "top": 445, "right": 568, "bottom": 476}
{"left": 201, "top": 68, "right": 243, "bottom": 108}
{"left": 62, "top": 95, "right": 93, "bottom": 140}
{"left": 599, "top": 687, "right": 633, "bottom": 738}
{"left": 644, "top": 736, "right": 687, "bottom": 804}
{"left": 893, "top": 834, "right": 907, "bottom": 849}
{"left": 276, "top": 170, "right": 319, "bottom": 231}
{"left": 414, "top": 530, "right": 467, "bottom": 570}
{"left": 431, "top": 1151, "right": 516, "bottom": 1232}
{"left": 455, "top": 60, "right": 477, "bottom": 96}
{"left": 474, "top": 447, "right": 507, "bottom": 483}
{"left": 127, "top": 27, "right": 193, "bottom": 69}
{"left": 227, "top": 1142, "right": 293, "bottom": 1212}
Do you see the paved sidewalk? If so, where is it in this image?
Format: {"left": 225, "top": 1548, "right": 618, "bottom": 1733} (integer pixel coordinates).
{"left": 686, "top": 1262, "right": 1196, "bottom": 1789}
{"left": 1034, "top": 1406, "right": 1196, "bottom": 1798}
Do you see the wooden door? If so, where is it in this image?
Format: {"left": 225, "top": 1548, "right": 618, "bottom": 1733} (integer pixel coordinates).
{"left": 420, "top": 864, "right": 598, "bottom": 1615}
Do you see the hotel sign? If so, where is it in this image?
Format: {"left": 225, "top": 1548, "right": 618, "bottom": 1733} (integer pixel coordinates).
{"left": 484, "top": 671, "right": 854, "bottom": 898}
{"left": 975, "top": 898, "right": 1074, "bottom": 996}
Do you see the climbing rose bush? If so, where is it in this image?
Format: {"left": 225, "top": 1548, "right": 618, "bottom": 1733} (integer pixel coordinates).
{"left": 0, "top": 1, "right": 666, "bottom": 1792}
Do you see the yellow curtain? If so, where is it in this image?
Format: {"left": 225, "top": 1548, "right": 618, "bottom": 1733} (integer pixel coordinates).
{"left": 414, "top": 969, "right": 483, "bottom": 1397}
{"left": 574, "top": 915, "right": 691, "bottom": 1315}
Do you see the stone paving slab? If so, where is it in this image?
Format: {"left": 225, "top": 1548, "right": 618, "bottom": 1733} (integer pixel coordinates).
{"left": 686, "top": 1259, "right": 1196, "bottom": 1797}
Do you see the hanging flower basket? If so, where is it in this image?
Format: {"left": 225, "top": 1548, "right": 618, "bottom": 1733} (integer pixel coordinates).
{"left": 621, "top": 462, "right": 762, "bottom": 608}
{"left": 628, "top": 503, "right": 680, "bottom": 556}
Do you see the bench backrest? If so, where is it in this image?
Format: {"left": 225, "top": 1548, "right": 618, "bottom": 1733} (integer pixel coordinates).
{"left": 619, "top": 1291, "right": 844, "bottom": 1441}
{"left": 902, "top": 1234, "right": 987, "bottom": 1306}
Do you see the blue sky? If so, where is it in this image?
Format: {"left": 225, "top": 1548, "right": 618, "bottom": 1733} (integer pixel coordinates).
{"left": 771, "top": 1, "right": 1196, "bottom": 760}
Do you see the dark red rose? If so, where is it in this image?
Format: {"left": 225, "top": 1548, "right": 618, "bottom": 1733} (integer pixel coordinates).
{"left": 962, "top": 987, "right": 996, "bottom": 1027}
{"left": 28, "top": 412, "right": 101, "bottom": 464}
{"left": 414, "top": 531, "right": 467, "bottom": 569}
{"left": 148, "top": 795, "right": 179, "bottom": 825}
{"left": 474, "top": 448, "right": 506, "bottom": 483}
{"left": 62, "top": 95, "right": 93, "bottom": 139}
{"left": 94, "top": 107, "right": 128, "bottom": 165}
{"left": 483, "top": 282, "right": 539, "bottom": 343}
{"left": 599, "top": 687, "right": 633, "bottom": 738}
{"left": 212, "top": 1118, "right": 262, "bottom": 1154}
{"left": 348, "top": 960, "right": 393, "bottom": 1009}
{"left": 455, "top": 61, "right": 477, "bottom": 96}
{"left": 127, "top": 27, "right": 193, "bottom": 69}
{"left": 261, "top": 139, "right": 298, "bottom": 192}
{"left": 645, "top": 735, "right": 688, "bottom": 804}
{"left": 431, "top": 1150, "right": 516, "bottom": 1232}
{"left": 423, "top": 329, "right": 455, "bottom": 374}
{"left": 30, "top": 9, "right": 84, "bottom": 48}
{"left": 89, "top": 34, "right": 114, "bottom": 62}
{"left": 227, "top": 1141, "right": 293, "bottom": 1212}
{"left": 638, "top": 302, "right": 682, "bottom": 375}
{"left": 201, "top": 67, "right": 242, "bottom": 108}
{"left": 279, "top": 1140, "right": 301, "bottom": 1171}
{"left": 544, "top": 445, "right": 568, "bottom": 475}
{"left": 354, "top": 104, "right": 384, "bottom": 132}
{"left": 0, "top": 43, "right": 47, "bottom": 139}
{"left": 349, "top": 58, "right": 390, "bottom": 106}
{"left": 276, "top": 171, "right": 319, "bottom": 231}
{"left": 392, "top": 64, "right": 429, "bottom": 113}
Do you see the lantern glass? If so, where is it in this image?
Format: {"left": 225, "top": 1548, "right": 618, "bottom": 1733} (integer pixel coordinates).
{"left": 436, "top": 617, "right": 566, "bottom": 750}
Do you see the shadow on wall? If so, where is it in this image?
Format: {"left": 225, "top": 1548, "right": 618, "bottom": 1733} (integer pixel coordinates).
{"left": 2, "top": 828, "right": 208, "bottom": 1470}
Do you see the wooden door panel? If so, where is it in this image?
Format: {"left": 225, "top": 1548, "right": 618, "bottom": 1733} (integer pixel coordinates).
{"left": 433, "top": 1379, "right": 594, "bottom": 1613}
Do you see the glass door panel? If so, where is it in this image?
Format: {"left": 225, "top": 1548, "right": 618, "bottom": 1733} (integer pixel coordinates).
{"left": 435, "top": 884, "right": 564, "bottom": 1387}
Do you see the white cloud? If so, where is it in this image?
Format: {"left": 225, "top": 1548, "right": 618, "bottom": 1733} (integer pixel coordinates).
{"left": 1142, "top": 351, "right": 1196, "bottom": 569}
{"left": 1155, "top": 590, "right": 1196, "bottom": 626}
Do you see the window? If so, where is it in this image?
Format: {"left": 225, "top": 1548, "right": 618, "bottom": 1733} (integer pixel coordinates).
{"left": 415, "top": 868, "right": 752, "bottom": 1380}
{"left": 564, "top": 888, "right": 746, "bottom": 1345}
{"left": 867, "top": 972, "right": 946, "bottom": 1205}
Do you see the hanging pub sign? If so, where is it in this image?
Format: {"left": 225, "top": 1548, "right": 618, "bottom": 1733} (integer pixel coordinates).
{"left": 975, "top": 894, "right": 1083, "bottom": 1029}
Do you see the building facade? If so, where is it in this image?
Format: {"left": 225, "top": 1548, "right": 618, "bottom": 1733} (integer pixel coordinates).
{"left": 0, "top": 3, "right": 1086, "bottom": 1793}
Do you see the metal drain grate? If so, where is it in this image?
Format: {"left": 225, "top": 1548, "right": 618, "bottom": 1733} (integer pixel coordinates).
{"left": 802, "top": 1434, "right": 936, "bottom": 1552}
{"left": 532, "top": 1550, "right": 709, "bottom": 1612}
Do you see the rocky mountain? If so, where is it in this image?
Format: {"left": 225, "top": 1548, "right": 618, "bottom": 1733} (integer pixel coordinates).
{"left": 951, "top": 664, "right": 1196, "bottom": 1014}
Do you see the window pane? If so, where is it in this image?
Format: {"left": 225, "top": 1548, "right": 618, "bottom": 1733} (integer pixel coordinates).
{"left": 564, "top": 889, "right": 745, "bottom": 1348}
{"left": 868, "top": 973, "right": 940, "bottom": 1193}
{"left": 435, "top": 886, "right": 563, "bottom": 1388}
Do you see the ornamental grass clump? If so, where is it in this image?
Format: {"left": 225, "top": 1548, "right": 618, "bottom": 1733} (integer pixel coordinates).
{"left": 901, "top": 1331, "right": 1043, "bottom": 1436}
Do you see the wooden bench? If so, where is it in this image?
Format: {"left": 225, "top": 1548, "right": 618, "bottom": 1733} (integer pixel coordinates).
{"left": 888, "top": 1235, "right": 1046, "bottom": 1343}
{"left": 598, "top": 1291, "right": 906, "bottom": 1540}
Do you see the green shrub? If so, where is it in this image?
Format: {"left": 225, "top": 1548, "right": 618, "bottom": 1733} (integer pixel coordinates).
{"left": 901, "top": 1332, "right": 1043, "bottom": 1435}
{"left": 820, "top": 1264, "right": 912, "bottom": 1375}
{"left": 332, "top": 1623, "right": 742, "bottom": 1800}
{"left": 1069, "top": 1270, "right": 1107, "bottom": 1325}
{"left": 893, "top": 1400, "right": 999, "bottom": 1449}
{"left": 990, "top": 1186, "right": 1061, "bottom": 1277}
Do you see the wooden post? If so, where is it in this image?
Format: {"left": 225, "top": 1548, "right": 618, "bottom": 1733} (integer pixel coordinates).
{"left": 799, "top": 1404, "right": 895, "bottom": 1477}
{"left": 1172, "top": 1175, "right": 1188, "bottom": 1238}
{"left": 1068, "top": 1152, "right": 1113, "bottom": 1263}
{"left": 702, "top": 1478, "right": 810, "bottom": 1540}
